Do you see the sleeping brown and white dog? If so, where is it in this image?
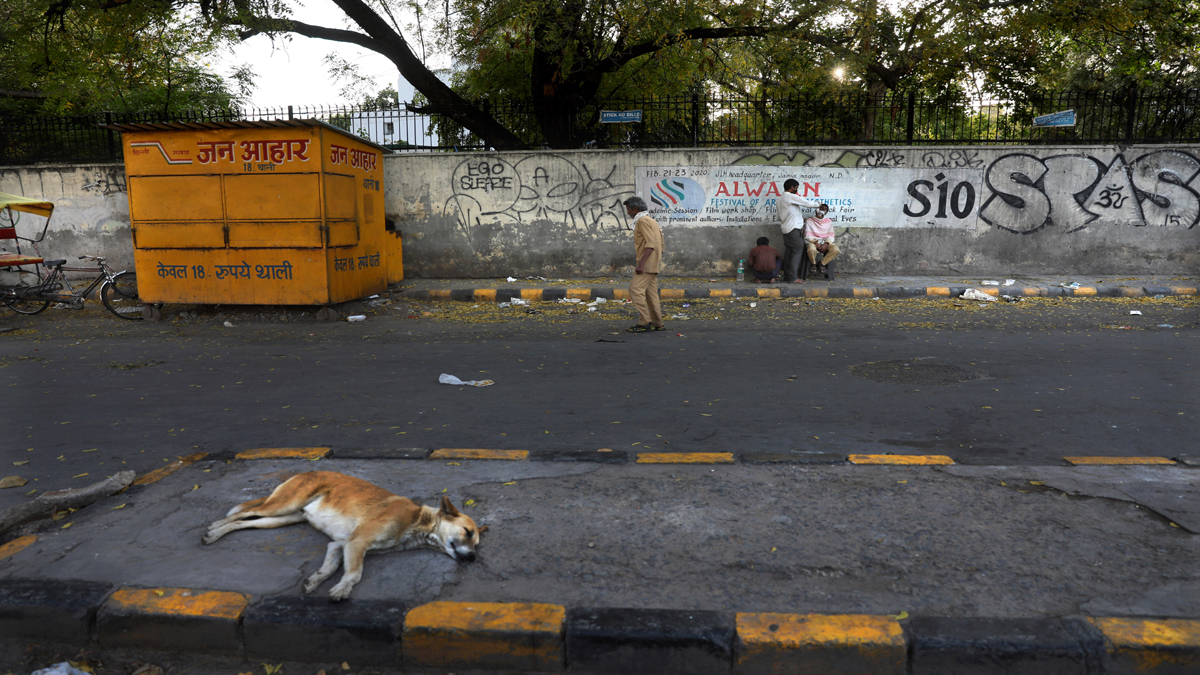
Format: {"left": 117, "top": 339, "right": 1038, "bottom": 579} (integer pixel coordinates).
{"left": 201, "top": 471, "right": 486, "bottom": 601}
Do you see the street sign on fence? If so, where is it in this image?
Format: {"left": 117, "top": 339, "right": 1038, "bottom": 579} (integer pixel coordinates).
{"left": 1033, "top": 110, "right": 1076, "bottom": 127}
{"left": 600, "top": 110, "right": 643, "bottom": 124}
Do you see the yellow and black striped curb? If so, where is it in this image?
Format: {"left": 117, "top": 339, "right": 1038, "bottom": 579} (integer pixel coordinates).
{"left": 0, "top": 583, "right": 1197, "bottom": 673}
{"left": 397, "top": 284, "right": 1198, "bottom": 303}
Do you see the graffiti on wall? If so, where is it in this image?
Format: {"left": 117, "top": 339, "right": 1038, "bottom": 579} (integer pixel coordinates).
{"left": 732, "top": 148, "right": 1200, "bottom": 232}
{"left": 81, "top": 169, "right": 127, "bottom": 196}
{"left": 446, "top": 155, "right": 635, "bottom": 245}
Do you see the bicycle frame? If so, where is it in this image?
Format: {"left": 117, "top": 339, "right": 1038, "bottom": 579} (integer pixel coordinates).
{"left": 36, "top": 263, "right": 120, "bottom": 306}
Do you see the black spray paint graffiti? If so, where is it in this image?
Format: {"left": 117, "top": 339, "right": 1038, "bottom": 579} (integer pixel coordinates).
{"left": 922, "top": 150, "right": 984, "bottom": 169}
{"left": 980, "top": 150, "right": 1200, "bottom": 233}
{"left": 447, "top": 155, "right": 635, "bottom": 245}
{"left": 81, "top": 170, "right": 127, "bottom": 196}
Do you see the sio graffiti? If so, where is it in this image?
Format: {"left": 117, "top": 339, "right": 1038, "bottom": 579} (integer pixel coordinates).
{"left": 446, "top": 155, "right": 635, "bottom": 244}
{"left": 732, "top": 148, "right": 1200, "bottom": 232}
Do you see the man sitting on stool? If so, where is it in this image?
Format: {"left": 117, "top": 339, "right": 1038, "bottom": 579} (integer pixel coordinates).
{"left": 748, "top": 237, "right": 782, "bottom": 283}
{"left": 804, "top": 204, "right": 840, "bottom": 276}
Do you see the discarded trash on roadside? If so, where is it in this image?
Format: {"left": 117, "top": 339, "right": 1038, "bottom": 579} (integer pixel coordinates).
{"left": 1004, "top": 279, "right": 1016, "bottom": 286}
{"left": 347, "top": 315, "right": 366, "bottom": 322}
{"left": 498, "top": 302, "right": 510, "bottom": 308}
{"left": 749, "top": 302, "right": 757, "bottom": 308}
{"left": 526, "top": 276, "right": 547, "bottom": 281}
{"left": 982, "top": 280, "right": 1000, "bottom": 286}
{"left": 368, "top": 294, "right": 379, "bottom": 299}
{"left": 507, "top": 276, "right": 517, "bottom": 282}
{"left": 676, "top": 333, "right": 687, "bottom": 338}
{"left": 586, "top": 297, "right": 608, "bottom": 306}
{"left": 223, "top": 320, "right": 235, "bottom": 327}
{"left": 1060, "top": 282, "right": 1081, "bottom": 289}
{"left": 961, "top": 288, "right": 997, "bottom": 302}
{"left": 558, "top": 298, "right": 582, "bottom": 304}
{"left": 1129, "top": 310, "right": 1142, "bottom": 315}
{"left": 1001, "top": 294, "right": 1021, "bottom": 303}
{"left": 1158, "top": 324, "right": 1174, "bottom": 328}
{"left": 588, "top": 307, "right": 598, "bottom": 312}
{"left": 525, "top": 308, "right": 542, "bottom": 314}
{"left": 671, "top": 314, "right": 691, "bottom": 320}
{"left": 1153, "top": 294, "right": 1166, "bottom": 299}
{"left": 439, "top": 373, "right": 494, "bottom": 387}
{"left": 32, "top": 663, "right": 92, "bottom": 675}
{"left": 682, "top": 303, "right": 691, "bottom": 308}
{"left": 509, "top": 298, "right": 529, "bottom": 306}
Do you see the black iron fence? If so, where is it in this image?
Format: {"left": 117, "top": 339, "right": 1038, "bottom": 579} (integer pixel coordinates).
{"left": 2, "top": 89, "right": 1198, "bottom": 165}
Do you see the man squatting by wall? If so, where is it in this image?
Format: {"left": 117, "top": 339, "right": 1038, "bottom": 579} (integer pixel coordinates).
{"left": 779, "top": 179, "right": 821, "bottom": 283}
{"left": 623, "top": 196, "right": 665, "bottom": 333}
{"left": 804, "top": 203, "right": 839, "bottom": 275}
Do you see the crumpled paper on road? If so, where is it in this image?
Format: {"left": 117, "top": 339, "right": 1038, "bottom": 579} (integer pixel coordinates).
{"left": 961, "top": 288, "right": 997, "bottom": 302}
{"left": 439, "top": 373, "right": 495, "bottom": 387}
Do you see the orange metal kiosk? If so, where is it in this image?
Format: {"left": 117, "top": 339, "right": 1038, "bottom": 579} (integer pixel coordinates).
{"left": 106, "top": 120, "right": 400, "bottom": 305}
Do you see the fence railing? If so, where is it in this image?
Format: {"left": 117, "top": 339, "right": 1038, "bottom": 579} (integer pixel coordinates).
{"left": 2, "top": 89, "right": 1198, "bottom": 164}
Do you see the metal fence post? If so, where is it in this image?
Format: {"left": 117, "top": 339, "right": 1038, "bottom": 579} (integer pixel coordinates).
{"left": 692, "top": 92, "right": 700, "bottom": 148}
{"left": 104, "top": 112, "right": 115, "bottom": 161}
{"left": 288, "top": 105, "right": 294, "bottom": 121}
{"left": 906, "top": 93, "right": 915, "bottom": 144}
{"left": 1125, "top": 87, "right": 1138, "bottom": 143}
{"left": 482, "top": 99, "right": 491, "bottom": 150}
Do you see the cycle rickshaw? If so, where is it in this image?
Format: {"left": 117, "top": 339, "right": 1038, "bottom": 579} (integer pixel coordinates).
{"left": 1, "top": 191, "right": 142, "bottom": 319}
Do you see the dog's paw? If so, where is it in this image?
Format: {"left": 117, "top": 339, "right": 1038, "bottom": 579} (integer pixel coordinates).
{"left": 327, "top": 583, "right": 353, "bottom": 602}
{"left": 200, "top": 532, "right": 219, "bottom": 545}
{"left": 302, "top": 577, "right": 320, "bottom": 594}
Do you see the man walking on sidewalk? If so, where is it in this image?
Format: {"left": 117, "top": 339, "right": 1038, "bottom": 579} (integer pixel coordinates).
{"left": 779, "top": 179, "right": 821, "bottom": 283}
{"left": 624, "top": 196, "right": 664, "bottom": 333}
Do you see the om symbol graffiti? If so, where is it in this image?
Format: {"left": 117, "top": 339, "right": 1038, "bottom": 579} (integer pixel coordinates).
{"left": 1094, "top": 186, "right": 1129, "bottom": 210}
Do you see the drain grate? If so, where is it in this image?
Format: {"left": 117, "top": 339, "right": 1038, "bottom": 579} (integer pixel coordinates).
{"left": 849, "top": 359, "right": 984, "bottom": 385}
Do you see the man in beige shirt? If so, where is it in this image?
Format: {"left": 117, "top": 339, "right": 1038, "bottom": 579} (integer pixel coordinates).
{"left": 623, "top": 196, "right": 664, "bottom": 332}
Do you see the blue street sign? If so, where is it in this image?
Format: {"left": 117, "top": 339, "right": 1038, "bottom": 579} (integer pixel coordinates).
{"left": 1033, "top": 110, "right": 1076, "bottom": 127}
{"left": 600, "top": 110, "right": 643, "bottom": 124}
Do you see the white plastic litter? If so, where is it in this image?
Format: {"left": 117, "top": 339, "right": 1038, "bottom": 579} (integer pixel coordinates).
{"left": 587, "top": 307, "right": 597, "bottom": 312}
{"left": 33, "top": 664, "right": 92, "bottom": 675}
{"left": 1129, "top": 310, "right": 1142, "bottom": 315}
{"left": 749, "top": 302, "right": 757, "bottom": 308}
{"left": 509, "top": 298, "right": 529, "bottom": 306}
{"left": 961, "top": 288, "right": 997, "bottom": 302}
{"left": 1004, "top": 279, "right": 1016, "bottom": 286}
{"left": 1159, "top": 324, "right": 1174, "bottom": 328}
{"left": 223, "top": 320, "right": 235, "bottom": 327}
{"left": 558, "top": 298, "right": 582, "bottom": 304}
{"left": 347, "top": 315, "right": 366, "bottom": 322}
{"left": 982, "top": 280, "right": 1000, "bottom": 286}
{"left": 1060, "top": 282, "right": 1081, "bottom": 289}
{"left": 507, "top": 276, "right": 517, "bottom": 282}
{"left": 671, "top": 314, "right": 691, "bottom": 320}
{"left": 439, "top": 373, "right": 495, "bottom": 387}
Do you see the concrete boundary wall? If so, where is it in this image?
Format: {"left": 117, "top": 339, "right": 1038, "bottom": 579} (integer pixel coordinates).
{"left": 386, "top": 145, "right": 1200, "bottom": 278}
{"left": 5, "top": 145, "right": 1199, "bottom": 281}
{"left": 0, "top": 163, "right": 132, "bottom": 273}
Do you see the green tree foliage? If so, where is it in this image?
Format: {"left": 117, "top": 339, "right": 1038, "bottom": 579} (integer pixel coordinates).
{"left": 0, "top": 0, "right": 254, "bottom": 118}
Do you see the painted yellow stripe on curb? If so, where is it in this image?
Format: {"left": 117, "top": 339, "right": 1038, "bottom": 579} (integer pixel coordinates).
{"left": 1118, "top": 287, "right": 1143, "bottom": 297}
{"left": 431, "top": 448, "right": 529, "bottom": 461}
{"left": 1073, "top": 287, "right": 1098, "bottom": 296}
{"left": 805, "top": 288, "right": 829, "bottom": 298}
{"left": 613, "top": 289, "right": 630, "bottom": 300}
{"left": 849, "top": 454, "right": 955, "bottom": 465}
{"left": 757, "top": 288, "right": 781, "bottom": 298}
{"left": 710, "top": 289, "right": 733, "bottom": 297}
{"left": 0, "top": 535, "right": 37, "bottom": 561}
{"left": 1021, "top": 287, "right": 1043, "bottom": 296}
{"left": 661, "top": 289, "right": 685, "bottom": 299}
{"left": 566, "top": 288, "right": 592, "bottom": 300}
{"left": 106, "top": 588, "right": 248, "bottom": 620}
{"left": 737, "top": 613, "right": 905, "bottom": 675}
{"left": 926, "top": 287, "right": 952, "bottom": 297}
{"left": 133, "top": 452, "right": 208, "bottom": 485}
{"left": 235, "top": 447, "right": 330, "bottom": 461}
{"left": 404, "top": 601, "right": 565, "bottom": 671}
{"left": 636, "top": 452, "right": 735, "bottom": 464}
{"left": 519, "top": 289, "right": 543, "bottom": 301}
{"left": 1064, "top": 456, "right": 1175, "bottom": 465}
{"left": 1088, "top": 618, "right": 1200, "bottom": 671}
{"left": 1171, "top": 286, "right": 1198, "bottom": 295}
{"left": 473, "top": 289, "right": 497, "bottom": 302}
{"left": 428, "top": 289, "right": 451, "bottom": 301}
{"left": 853, "top": 288, "right": 875, "bottom": 298}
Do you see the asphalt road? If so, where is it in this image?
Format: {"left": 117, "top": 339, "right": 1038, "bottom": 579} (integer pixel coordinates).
{"left": 1, "top": 293, "right": 1197, "bottom": 509}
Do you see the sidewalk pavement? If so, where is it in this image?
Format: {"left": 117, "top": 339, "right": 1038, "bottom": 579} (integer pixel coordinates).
{"left": 392, "top": 273, "right": 1199, "bottom": 303}
{"left": 2, "top": 448, "right": 1198, "bottom": 673}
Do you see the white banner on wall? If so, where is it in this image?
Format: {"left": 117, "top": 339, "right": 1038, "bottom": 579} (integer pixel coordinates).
{"left": 635, "top": 165, "right": 984, "bottom": 228}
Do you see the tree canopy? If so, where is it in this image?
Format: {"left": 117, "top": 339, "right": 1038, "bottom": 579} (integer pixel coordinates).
{"left": 10, "top": 0, "right": 1200, "bottom": 146}
{"left": 1, "top": 0, "right": 254, "bottom": 117}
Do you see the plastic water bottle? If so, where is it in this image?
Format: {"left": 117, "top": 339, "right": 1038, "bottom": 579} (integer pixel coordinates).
{"left": 736, "top": 260, "right": 745, "bottom": 282}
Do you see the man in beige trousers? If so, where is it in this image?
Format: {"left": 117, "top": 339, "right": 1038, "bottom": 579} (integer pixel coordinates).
{"left": 623, "top": 196, "right": 664, "bottom": 333}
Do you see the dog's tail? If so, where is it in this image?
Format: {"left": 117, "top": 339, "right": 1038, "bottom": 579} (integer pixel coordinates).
{"left": 225, "top": 496, "right": 267, "bottom": 518}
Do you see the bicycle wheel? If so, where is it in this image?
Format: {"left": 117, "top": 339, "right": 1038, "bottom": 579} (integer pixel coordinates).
{"left": 2, "top": 293, "right": 50, "bottom": 315}
{"left": 100, "top": 273, "right": 143, "bottom": 320}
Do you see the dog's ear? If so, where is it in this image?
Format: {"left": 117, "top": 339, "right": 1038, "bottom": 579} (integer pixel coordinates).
{"left": 439, "top": 495, "right": 461, "bottom": 517}
{"left": 479, "top": 525, "right": 490, "bottom": 534}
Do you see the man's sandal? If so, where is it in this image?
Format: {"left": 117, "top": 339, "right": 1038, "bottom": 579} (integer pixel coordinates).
{"left": 651, "top": 325, "right": 665, "bottom": 331}
{"left": 627, "top": 324, "right": 653, "bottom": 333}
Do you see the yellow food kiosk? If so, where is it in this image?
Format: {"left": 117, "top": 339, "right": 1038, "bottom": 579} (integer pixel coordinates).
{"left": 106, "top": 119, "right": 401, "bottom": 305}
